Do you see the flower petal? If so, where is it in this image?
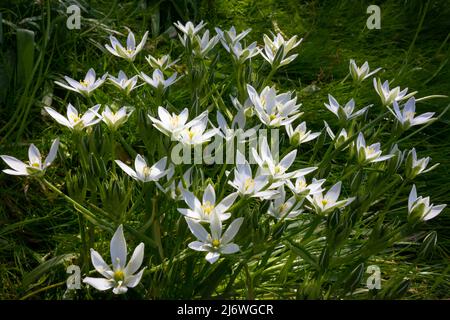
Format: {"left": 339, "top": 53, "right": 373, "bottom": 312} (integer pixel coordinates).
{"left": 125, "top": 243, "right": 145, "bottom": 275}
{"left": 110, "top": 225, "right": 127, "bottom": 269}
{"left": 83, "top": 277, "right": 114, "bottom": 291}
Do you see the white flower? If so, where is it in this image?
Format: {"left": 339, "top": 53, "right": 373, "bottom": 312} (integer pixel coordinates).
{"left": 105, "top": 30, "right": 148, "bottom": 61}
{"left": 228, "top": 151, "right": 278, "bottom": 199}
{"left": 55, "top": 68, "right": 107, "bottom": 97}
{"left": 251, "top": 137, "right": 316, "bottom": 183}
{"left": 373, "top": 78, "right": 416, "bottom": 106}
{"left": 156, "top": 165, "right": 192, "bottom": 200}
{"left": 108, "top": 71, "right": 139, "bottom": 95}
{"left": 324, "top": 95, "right": 370, "bottom": 121}
{"left": 44, "top": 104, "right": 102, "bottom": 131}
{"left": 408, "top": 185, "right": 446, "bottom": 222}
{"left": 228, "top": 41, "right": 260, "bottom": 64}
{"left": 215, "top": 26, "right": 252, "bottom": 51}
{"left": 146, "top": 54, "right": 178, "bottom": 70}
{"left": 349, "top": 59, "right": 381, "bottom": 83}
{"left": 101, "top": 106, "right": 133, "bottom": 130}
{"left": 186, "top": 213, "right": 243, "bottom": 264}
{"left": 193, "top": 30, "right": 220, "bottom": 57}
{"left": 324, "top": 121, "right": 349, "bottom": 149}
{"left": 1, "top": 138, "right": 59, "bottom": 176}
{"left": 83, "top": 225, "right": 145, "bottom": 294}
{"left": 405, "top": 148, "right": 438, "bottom": 179}
{"left": 267, "top": 187, "right": 303, "bottom": 220}
{"left": 260, "top": 33, "right": 302, "bottom": 68}
{"left": 140, "top": 69, "right": 178, "bottom": 90}
{"left": 286, "top": 177, "right": 325, "bottom": 197}
{"left": 175, "top": 115, "right": 219, "bottom": 146}
{"left": 247, "top": 84, "right": 302, "bottom": 127}
{"left": 356, "top": 132, "right": 394, "bottom": 164}
{"left": 178, "top": 184, "right": 238, "bottom": 222}
{"left": 390, "top": 97, "right": 435, "bottom": 130}
{"left": 285, "top": 122, "right": 321, "bottom": 146}
{"left": 115, "top": 155, "right": 167, "bottom": 183}
{"left": 306, "top": 181, "right": 355, "bottom": 214}
{"left": 174, "top": 20, "right": 206, "bottom": 38}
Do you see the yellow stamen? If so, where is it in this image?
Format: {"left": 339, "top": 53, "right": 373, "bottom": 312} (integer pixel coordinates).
{"left": 244, "top": 178, "right": 255, "bottom": 191}
{"left": 212, "top": 239, "right": 220, "bottom": 248}
{"left": 113, "top": 270, "right": 125, "bottom": 282}
{"left": 79, "top": 80, "right": 89, "bottom": 87}
{"left": 201, "top": 201, "right": 214, "bottom": 215}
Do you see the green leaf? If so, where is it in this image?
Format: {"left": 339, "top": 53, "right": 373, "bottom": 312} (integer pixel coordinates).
{"left": 16, "top": 28, "right": 35, "bottom": 88}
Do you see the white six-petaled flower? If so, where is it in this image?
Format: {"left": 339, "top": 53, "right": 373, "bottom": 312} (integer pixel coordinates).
{"left": 83, "top": 225, "right": 146, "bottom": 294}
{"left": 373, "top": 78, "right": 416, "bottom": 106}
{"left": 356, "top": 132, "right": 394, "bottom": 164}
{"left": 178, "top": 184, "right": 238, "bottom": 222}
{"left": 324, "top": 95, "right": 370, "bottom": 121}
{"left": 260, "top": 32, "right": 302, "bottom": 68}
{"left": 186, "top": 213, "right": 243, "bottom": 264}
{"left": 247, "top": 84, "right": 302, "bottom": 128}
{"left": 44, "top": 104, "right": 102, "bottom": 131}
{"left": 349, "top": 59, "right": 381, "bottom": 83}
{"left": 146, "top": 54, "right": 178, "bottom": 70}
{"left": 115, "top": 155, "right": 167, "bottom": 183}
{"left": 306, "top": 181, "right": 355, "bottom": 214}
{"left": 105, "top": 30, "right": 148, "bottom": 61}
{"left": 109, "top": 71, "right": 139, "bottom": 95}
{"left": 101, "top": 106, "right": 133, "bottom": 131}
{"left": 55, "top": 68, "right": 107, "bottom": 97}
{"left": 285, "top": 122, "right": 321, "bottom": 146}
{"left": 405, "top": 148, "right": 438, "bottom": 180}
{"left": 390, "top": 97, "right": 435, "bottom": 130}
{"left": 140, "top": 69, "right": 178, "bottom": 91}
{"left": 1, "top": 139, "right": 59, "bottom": 176}
{"left": 408, "top": 185, "right": 446, "bottom": 222}
{"left": 267, "top": 187, "right": 303, "bottom": 220}
{"left": 286, "top": 177, "right": 325, "bottom": 197}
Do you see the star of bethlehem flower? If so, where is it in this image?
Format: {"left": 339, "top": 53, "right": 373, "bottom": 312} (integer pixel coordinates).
{"left": 192, "top": 30, "right": 220, "bottom": 57}
{"left": 55, "top": 68, "right": 107, "bottom": 97}
{"left": 44, "top": 104, "right": 102, "bottom": 131}
{"left": 1, "top": 138, "right": 59, "bottom": 176}
{"left": 156, "top": 165, "right": 192, "bottom": 201}
{"left": 231, "top": 95, "right": 254, "bottom": 118}
{"left": 108, "top": 71, "right": 139, "bottom": 95}
{"left": 251, "top": 137, "right": 317, "bottom": 184}
{"left": 390, "top": 97, "right": 435, "bottom": 130}
{"left": 324, "top": 121, "right": 349, "bottom": 149}
{"left": 267, "top": 187, "right": 303, "bottom": 220}
{"left": 261, "top": 32, "right": 302, "bottom": 68}
{"left": 228, "top": 151, "right": 278, "bottom": 199}
{"left": 178, "top": 184, "right": 238, "bottom": 222}
{"left": 175, "top": 114, "right": 219, "bottom": 146}
{"left": 146, "top": 54, "right": 179, "bottom": 71}
{"left": 228, "top": 41, "right": 260, "bottom": 64}
{"left": 186, "top": 212, "right": 243, "bottom": 264}
{"left": 174, "top": 20, "right": 207, "bottom": 39}
{"left": 373, "top": 78, "right": 416, "bottom": 106}
{"left": 349, "top": 59, "right": 381, "bottom": 83}
{"left": 101, "top": 106, "right": 133, "bottom": 131}
{"left": 140, "top": 69, "right": 178, "bottom": 90}
{"left": 356, "top": 132, "right": 394, "bottom": 164}
{"left": 247, "top": 84, "right": 302, "bottom": 127}
{"left": 405, "top": 148, "right": 438, "bottom": 180}
{"left": 286, "top": 177, "right": 325, "bottom": 197}
{"left": 324, "top": 95, "right": 370, "bottom": 121}
{"left": 215, "top": 26, "right": 252, "bottom": 51}
{"left": 83, "top": 225, "right": 145, "bottom": 294}
{"left": 306, "top": 181, "right": 355, "bottom": 215}
{"left": 115, "top": 155, "right": 167, "bottom": 183}
{"left": 105, "top": 30, "right": 148, "bottom": 61}
{"left": 408, "top": 185, "right": 446, "bottom": 222}
{"left": 148, "top": 107, "right": 207, "bottom": 140}
{"left": 286, "top": 121, "right": 321, "bottom": 146}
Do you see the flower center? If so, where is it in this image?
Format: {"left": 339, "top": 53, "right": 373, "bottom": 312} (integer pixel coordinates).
{"left": 321, "top": 199, "right": 328, "bottom": 206}
{"left": 280, "top": 203, "right": 288, "bottom": 213}
{"left": 171, "top": 116, "right": 179, "bottom": 127}
{"left": 366, "top": 147, "right": 375, "bottom": 155}
{"left": 69, "top": 114, "right": 81, "bottom": 123}
{"left": 212, "top": 239, "right": 220, "bottom": 248}
{"left": 269, "top": 114, "right": 277, "bottom": 121}
{"left": 113, "top": 270, "right": 125, "bottom": 282}
{"left": 143, "top": 166, "right": 152, "bottom": 177}
{"left": 274, "top": 166, "right": 282, "bottom": 174}
{"left": 79, "top": 80, "right": 89, "bottom": 87}
{"left": 202, "top": 201, "right": 214, "bottom": 215}
{"left": 31, "top": 162, "right": 40, "bottom": 168}
{"left": 405, "top": 111, "right": 415, "bottom": 120}
{"left": 297, "top": 180, "right": 307, "bottom": 189}
{"left": 244, "top": 178, "right": 255, "bottom": 191}
{"left": 126, "top": 48, "right": 134, "bottom": 54}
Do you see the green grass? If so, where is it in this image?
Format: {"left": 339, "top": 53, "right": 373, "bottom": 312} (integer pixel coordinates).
{"left": 0, "top": 0, "right": 449, "bottom": 299}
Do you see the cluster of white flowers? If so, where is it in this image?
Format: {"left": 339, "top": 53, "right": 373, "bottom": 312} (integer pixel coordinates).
{"left": 1, "top": 21, "right": 446, "bottom": 296}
